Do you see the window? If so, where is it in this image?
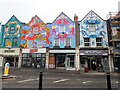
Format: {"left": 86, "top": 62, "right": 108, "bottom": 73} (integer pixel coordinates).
{"left": 89, "top": 24, "right": 96, "bottom": 32}
{"left": 96, "top": 38, "right": 102, "bottom": 46}
{"left": 37, "top": 39, "right": 44, "bottom": 47}
{"left": 65, "top": 38, "right": 71, "bottom": 47}
{"left": 84, "top": 38, "right": 90, "bottom": 46}
{"left": 54, "top": 38, "right": 59, "bottom": 46}
{"left": 59, "top": 25, "right": 65, "bottom": 32}
{"left": 33, "top": 27, "right": 38, "bottom": 33}
{"left": 13, "top": 38, "right": 18, "bottom": 46}
{"left": 28, "top": 40, "right": 33, "bottom": 47}
{"left": 10, "top": 26, "right": 15, "bottom": 33}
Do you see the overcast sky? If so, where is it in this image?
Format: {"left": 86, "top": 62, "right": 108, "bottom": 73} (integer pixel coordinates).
{"left": 0, "top": 0, "right": 120, "bottom": 24}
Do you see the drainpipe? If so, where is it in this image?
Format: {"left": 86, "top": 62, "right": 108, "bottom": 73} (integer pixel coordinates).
{"left": 45, "top": 47, "right": 49, "bottom": 69}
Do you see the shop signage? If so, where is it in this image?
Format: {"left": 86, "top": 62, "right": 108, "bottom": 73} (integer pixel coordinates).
{"left": 30, "top": 49, "right": 38, "bottom": 53}
{"left": 4, "top": 50, "right": 15, "bottom": 53}
{"left": 113, "top": 49, "right": 120, "bottom": 54}
{"left": 6, "top": 40, "right": 12, "bottom": 48}
{"left": 80, "top": 50, "right": 108, "bottom": 55}
{"left": 22, "top": 48, "right": 46, "bottom": 53}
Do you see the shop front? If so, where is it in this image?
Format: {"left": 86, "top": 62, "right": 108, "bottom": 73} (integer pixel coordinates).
{"left": 22, "top": 48, "right": 46, "bottom": 68}
{"left": 112, "top": 49, "right": 120, "bottom": 72}
{"left": 0, "top": 48, "right": 20, "bottom": 67}
{"left": 80, "top": 49, "right": 109, "bottom": 71}
{"left": 49, "top": 50, "right": 76, "bottom": 70}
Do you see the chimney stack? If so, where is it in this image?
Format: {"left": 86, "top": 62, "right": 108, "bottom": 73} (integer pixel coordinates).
{"left": 74, "top": 14, "right": 78, "bottom": 21}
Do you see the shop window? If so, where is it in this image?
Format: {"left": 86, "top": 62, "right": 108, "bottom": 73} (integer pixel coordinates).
{"left": 22, "top": 54, "right": 28, "bottom": 57}
{"left": 33, "top": 27, "right": 38, "bottom": 33}
{"left": 96, "top": 38, "right": 102, "bottom": 46}
{"left": 13, "top": 38, "right": 18, "bottom": 47}
{"left": 59, "top": 25, "right": 65, "bottom": 32}
{"left": 37, "top": 54, "right": 41, "bottom": 57}
{"left": 84, "top": 38, "right": 90, "bottom": 46}
{"left": 89, "top": 24, "right": 96, "bottom": 32}
{"left": 28, "top": 40, "right": 33, "bottom": 47}
{"left": 65, "top": 38, "right": 71, "bottom": 47}
{"left": 54, "top": 38, "right": 59, "bottom": 46}
{"left": 37, "top": 39, "right": 44, "bottom": 47}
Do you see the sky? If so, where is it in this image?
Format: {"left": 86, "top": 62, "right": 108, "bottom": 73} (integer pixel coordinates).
{"left": 0, "top": 0, "right": 120, "bottom": 24}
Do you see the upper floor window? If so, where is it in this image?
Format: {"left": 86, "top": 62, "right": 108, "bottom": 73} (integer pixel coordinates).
{"left": 59, "top": 25, "right": 65, "bottom": 32}
{"left": 33, "top": 27, "right": 38, "bottom": 33}
{"left": 96, "top": 38, "right": 102, "bottom": 46}
{"left": 84, "top": 38, "right": 90, "bottom": 46}
{"left": 89, "top": 24, "right": 96, "bottom": 32}
{"left": 13, "top": 38, "right": 18, "bottom": 47}
{"left": 65, "top": 38, "right": 71, "bottom": 47}
{"left": 54, "top": 38, "right": 59, "bottom": 46}
{"left": 37, "top": 39, "right": 44, "bottom": 47}
{"left": 27, "top": 40, "right": 33, "bottom": 47}
{"left": 10, "top": 26, "right": 15, "bottom": 33}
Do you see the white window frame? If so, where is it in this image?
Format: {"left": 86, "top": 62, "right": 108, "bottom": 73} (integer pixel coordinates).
{"left": 10, "top": 26, "right": 15, "bottom": 33}
{"left": 84, "top": 38, "right": 90, "bottom": 46}
{"left": 65, "top": 38, "right": 71, "bottom": 47}
{"left": 59, "top": 25, "right": 66, "bottom": 32}
{"left": 54, "top": 38, "right": 60, "bottom": 46}
{"left": 27, "top": 40, "right": 33, "bottom": 47}
{"left": 37, "top": 39, "right": 44, "bottom": 47}
{"left": 89, "top": 24, "right": 96, "bottom": 32}
{"left": 96, "top": 38, "right": 102, "bottom": 46}
{"left": 33, "top": 27, "right": 38, "bottom": 33}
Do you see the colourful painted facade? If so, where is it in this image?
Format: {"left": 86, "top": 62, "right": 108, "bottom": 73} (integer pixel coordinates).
{"left": 20, "top": 15, "right": 50, "bottom": 48}
{"left": 49, "top": 12, "right": 76, "bottom": 48}
{"left": 79, "top": 10, "right": 108, "bottom": 47}
{"left": 1, "top": 15, "right": 24, "bottom": 48}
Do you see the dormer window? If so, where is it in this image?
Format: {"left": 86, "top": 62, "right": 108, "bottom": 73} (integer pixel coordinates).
{"left": 33, "top": 27, "right": 38, "bottom": 33}
{"left": 10, "top": 26, "right": 15, "bottom": 33}
{"left": 89, "top": 24, "right": 96, "bottom": 32}
{"left": 59, "top": 25, "right": 65, "bottom": 32}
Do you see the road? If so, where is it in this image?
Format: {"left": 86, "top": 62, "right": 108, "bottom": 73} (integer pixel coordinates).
{"left": 1, "top": 68, "right": 120, "bottom": 90}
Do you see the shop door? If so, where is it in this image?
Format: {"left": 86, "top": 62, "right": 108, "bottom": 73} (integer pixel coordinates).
{"left": 56, "top": 54, "right": 65, "bottom": 69}
{"left": 66, "top": 54, "right": 75, "bottom": 69}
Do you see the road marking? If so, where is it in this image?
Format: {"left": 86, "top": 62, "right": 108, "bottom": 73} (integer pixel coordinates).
{"left": 86, "top": 81, "right": 92, "bottom": 82}
{"left": 53, "top": 79, "right": 69, "bottom": 83}
{"left": 83, "top": 82, "right": 87, "bottom": 84}
{"left": 83, "top": 81, "right": 92, "bottom": 84}
{"left": 17, "top": 79, "right": 35, "bottom": 83}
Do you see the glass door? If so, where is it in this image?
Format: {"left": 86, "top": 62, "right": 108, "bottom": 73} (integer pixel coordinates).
{"left": 66, "top": 54, "right": 75, "bottom": 69}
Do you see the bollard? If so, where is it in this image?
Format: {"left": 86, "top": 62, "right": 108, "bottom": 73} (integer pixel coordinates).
{"left": 106, "top": 72, "right": 111, "bottom": 90}
{"left": 39, "top": 71, "right": 42, "bottom": 90}
{"left": 3, "top": 62, "right": 10, "bottom": 76}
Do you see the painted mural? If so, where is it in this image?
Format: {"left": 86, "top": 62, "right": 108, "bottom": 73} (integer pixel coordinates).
{"left": 20, "top": 15, "right": 50, "bottom": 48}
{"left": 2, "top": 15, "right": 23, "bottom": 48}
{"left": 49, "top": 12, "right": 76, "bottom": 48}
{"left": 80, "top": 10, "right": 108, "bottom": 47}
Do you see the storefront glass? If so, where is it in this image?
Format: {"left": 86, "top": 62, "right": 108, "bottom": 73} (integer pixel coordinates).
{"left": 22, "top": 53, "right": 46, "bottom": 68}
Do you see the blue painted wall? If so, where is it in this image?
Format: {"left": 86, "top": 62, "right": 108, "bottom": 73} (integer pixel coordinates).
{"left": 49, "top": 12, "right": 76, "bottom": 48}
{"left": 79, "top": 10, "right": 108, "bottom": 47}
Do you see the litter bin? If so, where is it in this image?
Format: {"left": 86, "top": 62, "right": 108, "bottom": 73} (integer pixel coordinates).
{"left": 84, "top": 66, "right": 89, "bottom": 73}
